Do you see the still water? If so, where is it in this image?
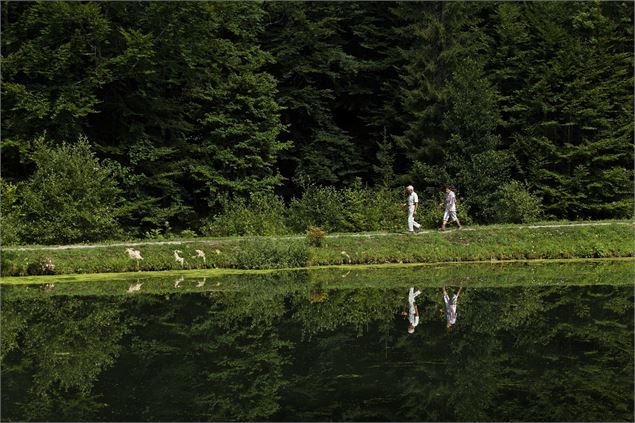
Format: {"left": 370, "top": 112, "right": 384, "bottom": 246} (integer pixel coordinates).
{"left": 1, "top": 261, "right": 633, "bottom": 421}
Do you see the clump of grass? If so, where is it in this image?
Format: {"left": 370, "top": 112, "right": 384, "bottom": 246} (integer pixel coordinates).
{"left": 233, "top": 238, "right": 308, "bottom": 270}
{"left": 306, "top": 227, "right": 327, "bottom": 247}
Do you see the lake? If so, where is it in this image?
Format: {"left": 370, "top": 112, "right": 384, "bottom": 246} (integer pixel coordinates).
{"left": 1, "top": 260, "right": 633, "bottom": 421}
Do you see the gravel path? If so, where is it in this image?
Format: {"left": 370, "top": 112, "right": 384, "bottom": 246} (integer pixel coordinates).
{"left": 4, "top": 221, "right": 632, "bottom": 252}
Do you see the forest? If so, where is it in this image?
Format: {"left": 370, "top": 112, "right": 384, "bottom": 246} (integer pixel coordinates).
{"left": 1, "top": 1, "right": 633, "bottom": 244}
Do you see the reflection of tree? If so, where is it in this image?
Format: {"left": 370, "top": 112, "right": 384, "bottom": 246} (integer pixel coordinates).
{"left": 278, "top": 285, "right": 633, "bottom": 421}
{"left": 492, "top": 285, "right": 634, "bottom": 422}
{"left": 2, "top": 277, "right": 632, "bottom": 421}
{"left": 96, "top": 291, "right": 291, "bottom": 421}
{"left": 1, "top": 296, "right": 127, "bottom": 421}
{"left": 289, "top": 287, "right": 403, "bottom": 339}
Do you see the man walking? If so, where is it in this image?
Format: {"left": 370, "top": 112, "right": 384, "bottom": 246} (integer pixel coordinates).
{"left": 401, "top": 185, "right": 421, "bottom": 233}
{"left": 440, "top": 185, "right": 462, "bottom": 231}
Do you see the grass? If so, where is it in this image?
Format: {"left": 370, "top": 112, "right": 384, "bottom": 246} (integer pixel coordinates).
{"left": 1, "top": 221, "right": 633, "bottom": 277}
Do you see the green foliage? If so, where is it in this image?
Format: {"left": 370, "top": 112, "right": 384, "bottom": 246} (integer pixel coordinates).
{"left": 1, "top": 2, "right": 289, "bottom": 235}
{"left": 288, "top": 183, "right": 404, "bottom": 233}
{"left": 491, "top": 2, "right": 634, "bottom": 219}
{"left": 288, "top": 185, "right": 346, "bottom": 232}
{"left": 0, "top": 178, "right": 23, "bottom": 245}
{"left": 373, "top": 128, "right": 398, "bottom": 187}
{"left": 261, "top": 2, "right": 366, "bottom": 188}
{"left": 393, "top": 2, "right": 487, "bottom": 163}
{"left": 494, "top": 180, "right": 543, "bottom": 224}
{"left": 1, "top": 0, "right": 632, "bottom": 238}
{"left": 443, "top": 59, "right": 512, "bottom": 223}
{"left": 306, "top": 227, "right": 327, "bottom": 247}
{"left": 203, "top": 192, "right": 290, "bottom": 237}
{"left": 233, "top": 238, "right": 308, "bottom": 270}
{"left": 18, "top": 136, "right": 123, "bottom": 244}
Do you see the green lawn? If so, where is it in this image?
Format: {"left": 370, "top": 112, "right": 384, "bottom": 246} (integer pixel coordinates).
{"left": 1, "top": 221, "right": 633, "bottom": 277}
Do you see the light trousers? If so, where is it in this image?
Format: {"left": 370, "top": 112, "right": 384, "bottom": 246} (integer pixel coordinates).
{"left": 408, "top": 205, "right": 421, "bottom": 231}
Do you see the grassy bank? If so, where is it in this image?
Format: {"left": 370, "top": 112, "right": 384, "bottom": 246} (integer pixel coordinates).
{"left": 1, "top": 222, "right": 633, "bottom": 277}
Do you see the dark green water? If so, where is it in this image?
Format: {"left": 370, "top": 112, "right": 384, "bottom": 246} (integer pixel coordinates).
{"left": 1, "top": 261, "right": 633, "bottom": 421}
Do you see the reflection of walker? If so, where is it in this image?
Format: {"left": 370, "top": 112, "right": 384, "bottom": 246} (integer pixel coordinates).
{"left": 407, "top": 287, "right": 421, "bottom": 334}
{"left": 443, "top": 286, "right": 462, "bottom": 330}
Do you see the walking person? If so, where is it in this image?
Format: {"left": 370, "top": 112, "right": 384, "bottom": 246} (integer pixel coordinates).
{"left": 401, "top": 287, "right": 422, "bottom": 334}
{"left": 443, "top": 286, "right": 462, "bottom": 331}
{"left": 440, "top": 185, "right": 462, "bottom": 231}
{"left": 401, "top": 185, "right": 421, "bottom": 233}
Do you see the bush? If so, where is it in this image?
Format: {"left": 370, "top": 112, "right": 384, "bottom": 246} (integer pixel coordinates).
{"left": 233, "top": 238, "right": 308, "bottom": 269}
{"left": 375, "top": 188, "right": 405, "bottom": 231}
{"left": 288, "top": 185, "right": 345, "bottom": 232}
{"left": 494, "top": 180, "right": 542, "bottom": 224}
{"left": 290, "top": 182, "right": 404, "bottom": 233}
{"left": 341, "top": 179, "right": 403, "bottom": 232}
{"left": 306, "top": 226, "right": 327, "bottom": 247}
{"left": 26, "top": 256, "right": 57, "bottom": 276}
{"left": 0, "top": 179, "right": 23, "bottom": 245}
{"left": 18, "top": 136, "right": 123, "bottom": 244}
{"left": 203, "top": 191, "right": 289, "bottom": 237}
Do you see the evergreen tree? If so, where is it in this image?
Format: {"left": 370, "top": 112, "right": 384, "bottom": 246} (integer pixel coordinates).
{"left": 392, "top": 2, "right": 488, "bottom": 164}
{"left": 261, "top": 2, "right": 364, "bottom": 191}
{"left": 2, "top": 2, "right": 288, "bottom": 234}
{"left": 443, "top": 58, "right": 512, "bottom": 223}
{"left": 490, "top": 2, "right": 634, "bottom": 219}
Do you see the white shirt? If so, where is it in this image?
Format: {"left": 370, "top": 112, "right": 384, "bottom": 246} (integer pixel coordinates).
{"left": 445, "top": 191, "right": 456, "bottom": 212}
{"left": 407, "top": 192, "right": 419, "bottom": 206}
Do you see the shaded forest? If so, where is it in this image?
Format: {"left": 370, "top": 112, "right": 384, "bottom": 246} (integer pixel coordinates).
{"left": 1, "top": 1, "right": 633, "bottom": 242}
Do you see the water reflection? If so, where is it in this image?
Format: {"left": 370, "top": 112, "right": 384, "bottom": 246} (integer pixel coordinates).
{"left": 443, "top": 286, "right": 462, "bottom": 330}
{"left": 1, "top": 261, "right": 633, "bottom": 422}
{"left": 402, "top": 287, "right": 421, "bottom": 333}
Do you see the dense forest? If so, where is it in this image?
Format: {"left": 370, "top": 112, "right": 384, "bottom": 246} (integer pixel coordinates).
{"left": 1, "top": 1, "right": 633, "bottom": 243}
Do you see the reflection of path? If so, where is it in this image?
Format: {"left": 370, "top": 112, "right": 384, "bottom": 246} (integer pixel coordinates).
{"left": 5, "top": 221, "right": 632, "bottom": 251}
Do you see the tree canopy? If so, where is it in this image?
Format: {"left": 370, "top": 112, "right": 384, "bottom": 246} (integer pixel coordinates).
{"left": 1, "top": 1, "right": 632, "bottom": 241}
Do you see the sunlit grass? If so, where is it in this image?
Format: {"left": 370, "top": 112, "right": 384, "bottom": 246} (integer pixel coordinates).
{"left": 1, "top": 222, "right": 632, "bottom": 277}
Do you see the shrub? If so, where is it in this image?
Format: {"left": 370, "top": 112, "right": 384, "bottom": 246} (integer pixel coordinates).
{"left": 288, "top": 185, "right": 345, "bottom": 232}
{"left": 494, "top": 180, "right": 542, "bottom": 224}
{"left": 179, "top": 229, "right": 198, "bottom": 238}
{"left": 233, "top": 238, "right": 308, "bottom": 269}
{"left": 203, "top": 191, "right": 289, "bottom": 236}
{"left": 290, "top": 182, "right": 404, "bottom": 233}
{"left": 306, "top": 226, "right": 327, "bottom": 247}
{"left": 341, "top": 178, "right": 403, "bottom": 232}
{"left": 18, "top": 136, "right": 123, "bottom": 244}
{"left": 375, "top": 187, "right": 404, "bottom": 231}
{"left": 26, "top": 257, "right": 57, "bottom": 276}
{"left": 0, "top": 179, "right": 23, "bottom": 245}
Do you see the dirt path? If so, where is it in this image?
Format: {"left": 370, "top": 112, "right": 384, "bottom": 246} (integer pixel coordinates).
{"left": 4, "top": 221, "right": 632, "bottom": 252}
